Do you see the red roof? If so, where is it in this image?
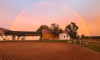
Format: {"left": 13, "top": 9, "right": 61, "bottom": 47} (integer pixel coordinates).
{"left": 42, "top": 29, "right": 68, "bottom": 33}
{"left": 0, "top": 27, "right": 10, "bottom": 33}
{"left": 62, "top": 30, "right": 68, "bottom": 33}
{"left": 42, "top": 29, "right": 51, "bottom": 33}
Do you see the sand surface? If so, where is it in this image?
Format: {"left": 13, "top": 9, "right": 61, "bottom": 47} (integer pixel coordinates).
{"left": 0, "top": 42, "right": 100, "bottom": 60}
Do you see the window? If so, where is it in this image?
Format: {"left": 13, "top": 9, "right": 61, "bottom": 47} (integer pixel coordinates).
{"left": 64, "top": 36, "right": 65, "bottom": 38}
{"left": 67, "top": 35, "right": 69, "bottom": 37}
{"left": 3, "top": 38, "right": 5, "bottom": 41}
{"left": 61, "top": 36, "right": 63, "bottom": 38}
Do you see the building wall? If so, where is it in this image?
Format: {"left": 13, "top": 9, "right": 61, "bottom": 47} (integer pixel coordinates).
{"left": 18, "top": 36, "right": 24, "bottom": 40}
{"left": 0, "top": 35, "right": 40, "bottom": 41}
{"left": 59, "top": 33, "right": 70, "bottom": 40}
{"left": 14, "top": 36, "right": 18, "bottom": 40}
{"left": 16, "top": 36, "right": 40, "bottom": 40}
{"left": 24, "top": 36, "right": 40, "bottom": 40}
{"left": 0, "top": 35, "right": 13, "bottom": 41}
{"left": 42, "top": 33, "right": 59, "bottom": 40}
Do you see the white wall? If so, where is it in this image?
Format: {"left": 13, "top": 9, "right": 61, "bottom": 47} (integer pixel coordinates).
{"left": 14, "top": 36, "right": 18, "bottom": 40}
{"left": 19, "top": 36, "right": 24, "bottom": 40}
{"left": 16, "top": 36, "right": 41, "bottom": 40}
{"left": 59, "top": 33, "right": 70, "bottom": 40}
{"left": 0, "top": 35, "right": 4, "bottom": 41}
{"left": 5, "top": 36, "right": 12, "bottom": 40}
{"left": 24, "top": 36, "right": 40, "bottom": 40}
{"left": 0, "top": 35, "right": 13, "bottom": 41}
{"left": 0, "top": 35, "right": 41, "bottom": 41}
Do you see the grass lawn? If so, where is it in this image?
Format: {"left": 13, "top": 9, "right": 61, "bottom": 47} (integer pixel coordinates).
{"left": 41, "top": 40, "right": 69, "bottom": 42}
{"left": 74, "top": 40, "right": 100, "bottom": 52}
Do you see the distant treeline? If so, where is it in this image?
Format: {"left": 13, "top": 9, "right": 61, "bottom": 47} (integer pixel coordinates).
{"left": 83, "top": 36, "right": 100, "bottom": 39}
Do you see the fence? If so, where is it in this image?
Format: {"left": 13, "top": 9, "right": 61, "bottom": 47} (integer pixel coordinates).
{"left": 72, "top": 39, "right": 100, "bottom": 52}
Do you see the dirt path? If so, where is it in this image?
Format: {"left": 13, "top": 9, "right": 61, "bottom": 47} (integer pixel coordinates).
{"left": 0, "top": 42, "right": 100, "bottom": 60}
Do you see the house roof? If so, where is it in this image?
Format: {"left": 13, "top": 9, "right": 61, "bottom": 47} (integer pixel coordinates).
{"left": 0, "top": 27, "right": 11, "bottom": 33}
{"left": 4, "top": 31, "right": 41, "bottom": 35}
{"left": 42, "top": 29, "right": 51, "bottom": 33}
{"left": 42, "top": 29, "right": 68, "bottom": 33}
{"left": 0, "top": 27, "right": 41, "bottom": 36}
{"left": 62, "top": 30, "right": 68, "bottom": 33}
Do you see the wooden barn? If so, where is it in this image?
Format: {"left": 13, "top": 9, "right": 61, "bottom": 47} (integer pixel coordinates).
{"left": 42, "top": 29, "right": 59, "bottom": 40}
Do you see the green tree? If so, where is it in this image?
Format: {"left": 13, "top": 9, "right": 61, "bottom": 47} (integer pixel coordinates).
{"left": 0, "top": 30, "right": 3, "bottom": 36}
{"left": 36, "top": 25, "right": 50, "bottom": 32}
{"left": 65, "top": 22, "right": 78, "bottom": 40}
{"left": 76, "top": 35, "right": 80, "bottom": 39}
{"left": 49, "top": 23, "right": 62, "bottom": 40}
{"left": 81, "top": 34, "right": 85, "bottom": 39}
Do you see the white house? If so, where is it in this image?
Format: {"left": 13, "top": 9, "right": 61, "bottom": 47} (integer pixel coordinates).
{"left": 59, "top": 30, "right": 70, "bottom": 40}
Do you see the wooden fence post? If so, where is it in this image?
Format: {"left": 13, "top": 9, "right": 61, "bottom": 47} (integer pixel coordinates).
{"left": 58, "top": 39, "right": 59, "bottom": 41}
{"left": 50, "top": 38, "right": 51, "bottom": 41}
{"left": 75, "top": 39, "right": 76, "bottom": 43}
{"left": 80, "top": 40, "right": 81, "bottom": 44}
{"left": 86, "top": 41, "right": 87, "bottom": 44}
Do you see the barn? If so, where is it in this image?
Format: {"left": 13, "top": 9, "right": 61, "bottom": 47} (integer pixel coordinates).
{"left": 42, "top": 29, "right": 59, "bottom": 40}
{"left": 42, "top": 29, "right": 70, "bottom": 40}
{"left": 0, "top": 27, "right": 41, "bottom": 41}
{"left": 0, "top": 27, "right": 70, "bottom": 41}
{"left": 4, "top": 31, "right": 41, "bottom": 41}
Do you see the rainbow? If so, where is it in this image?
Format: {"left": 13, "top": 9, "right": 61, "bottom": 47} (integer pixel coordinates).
{"left": 10, "top": 2, "right": 90, "bottom": 36}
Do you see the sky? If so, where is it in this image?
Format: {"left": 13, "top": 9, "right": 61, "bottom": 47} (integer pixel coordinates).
{"left": 0, "top": 0, "right": 100, "bottom": 36}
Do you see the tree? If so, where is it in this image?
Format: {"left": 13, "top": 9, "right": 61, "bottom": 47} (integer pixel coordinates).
{"left": 76, "top": 35, "right": 80, "bottom": 39}
{"left": 65, "top": 22, "right": 78, "bottom": 40}
{"left": 12, "top": 32, "right": 23, "bottom": 40}
{"left": 81, "top": 34, "right": 85, "bottom": 39}
{"left": 49, "top": 23, "right": 62, "bottom": 40}
{"left": 36, "top": 25, "right": 50, "bottom": 32}
{"left": 0, "top": 30, "right": 3, "bottom": 36}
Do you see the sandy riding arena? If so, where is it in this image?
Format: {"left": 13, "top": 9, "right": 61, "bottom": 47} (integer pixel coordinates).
{"left": 0, "top": 42, "right": 100, "bottom": 60}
